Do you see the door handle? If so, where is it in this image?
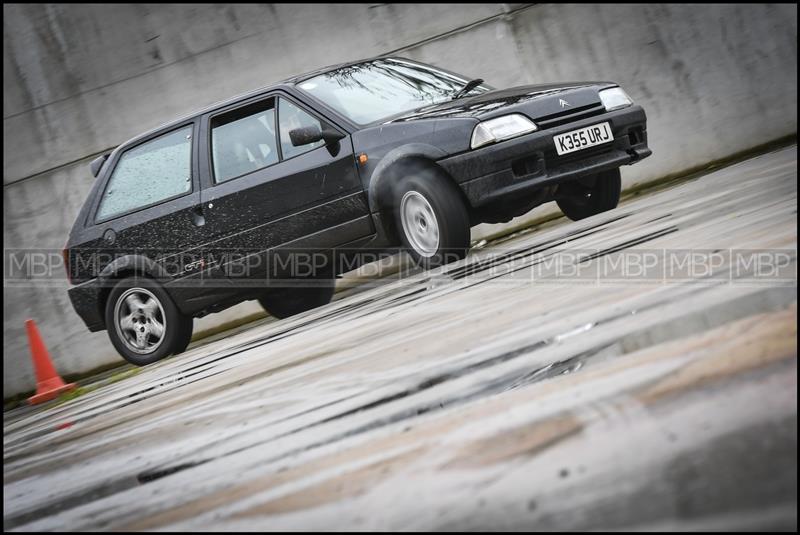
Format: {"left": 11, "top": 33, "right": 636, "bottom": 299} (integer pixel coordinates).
{"left": 191, "top": 206, "right": 205, "bottom": 227}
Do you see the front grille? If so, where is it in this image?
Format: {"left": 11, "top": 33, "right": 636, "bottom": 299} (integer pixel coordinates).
{"left": 536, "top": 103, "right": 606, "bottom": 129}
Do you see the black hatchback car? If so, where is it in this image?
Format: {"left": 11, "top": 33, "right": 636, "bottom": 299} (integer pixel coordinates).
{"left": 65, "top": 57, "right": 651, "bottom": 365}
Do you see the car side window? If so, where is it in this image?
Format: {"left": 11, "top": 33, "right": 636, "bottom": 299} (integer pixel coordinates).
{"left": 96, "top": 126, "right": 193, "bottom": 221}
{"left": 278, "top": 98, "right": 325, "bottom": 160}
{"left": 211, "top": 98, "right": 279, "bottom": 183}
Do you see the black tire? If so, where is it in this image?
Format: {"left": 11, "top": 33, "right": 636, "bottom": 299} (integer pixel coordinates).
{"left": 258, "top": 276, "right": 336, "bottom": 319}
{"left": 173, "top": 317, "right": 194, "bottom": 355}
{"left": 105, "top": 276, "right": 193, "bottom": 366}
{"left": 556, "top": 168, "right": 622, "bottom": 221}
{"left": 393, "top": 166, "right": 470, "bottom": 268}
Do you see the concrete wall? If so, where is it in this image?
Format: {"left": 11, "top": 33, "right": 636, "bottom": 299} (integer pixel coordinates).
{"left": 3, "top": 3, "right": 797, "bottom": 397}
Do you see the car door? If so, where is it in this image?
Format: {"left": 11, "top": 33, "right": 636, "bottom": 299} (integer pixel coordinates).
{"left": 197, "top": 91, "right": 373, "bottom": 283}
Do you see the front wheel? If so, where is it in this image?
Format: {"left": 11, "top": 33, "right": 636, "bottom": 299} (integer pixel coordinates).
{"left": 556, "top": 168, "right": 622, "bottom": 221}
{"left": 394, "top": 167, "right": 471, "bottom": 268}
{"left": 105, "top": 277, "right": 193, "bottom": 366}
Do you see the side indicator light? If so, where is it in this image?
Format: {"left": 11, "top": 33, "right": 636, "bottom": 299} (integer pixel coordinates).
{"left": 357, "top": 153, "right": 368, "bottom": 165}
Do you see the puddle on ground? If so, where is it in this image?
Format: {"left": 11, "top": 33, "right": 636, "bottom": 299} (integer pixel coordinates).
{"left": 130, "top": 329, "right": 615, "bottom": 492}
{"left": 7, "top": 276, "right": 762, "bottom": 526}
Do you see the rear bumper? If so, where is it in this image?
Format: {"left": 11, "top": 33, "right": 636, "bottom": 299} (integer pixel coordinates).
{"left": 438, "top": 105, "right": 651, "bottom": 207}
{"left": 68, "top": 280, "right": 105, "bottom": 332}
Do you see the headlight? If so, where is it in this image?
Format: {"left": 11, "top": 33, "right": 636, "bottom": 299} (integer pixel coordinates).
{"left": 599, "top": 87, "right": 633, "bottom": 111}
{"left": 470, "top": 114, "right": 537, "bottom": 149}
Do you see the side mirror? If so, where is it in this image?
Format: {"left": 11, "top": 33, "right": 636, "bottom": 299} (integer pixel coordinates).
{"left": 289, "top": 125, "right": 345, "bottom": 147}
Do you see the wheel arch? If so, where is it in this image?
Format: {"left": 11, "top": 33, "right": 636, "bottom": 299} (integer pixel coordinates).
{"left": 368, "top": 144, "right": 470, "bottom": 241}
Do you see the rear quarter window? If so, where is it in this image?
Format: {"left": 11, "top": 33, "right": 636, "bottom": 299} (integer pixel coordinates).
{"left": 96, "top": 126, "right": 193, "bottom": 221}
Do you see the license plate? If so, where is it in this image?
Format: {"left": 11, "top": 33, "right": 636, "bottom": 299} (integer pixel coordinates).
{"left": 554, "top": 122, "right": 613, "bottom": 155}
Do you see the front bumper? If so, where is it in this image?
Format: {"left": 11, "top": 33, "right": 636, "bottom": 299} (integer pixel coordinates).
{"left": 439, "top": 106, "right": 651, "bottom": 207}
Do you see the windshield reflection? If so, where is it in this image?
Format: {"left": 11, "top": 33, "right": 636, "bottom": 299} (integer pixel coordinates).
{"left": 296, "top": 58, "right": 491, "bottom": 125}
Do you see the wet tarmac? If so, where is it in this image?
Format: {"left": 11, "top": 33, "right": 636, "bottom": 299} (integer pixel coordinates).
{"left": 3, "top": 146, "right": 797, "bottom": 531}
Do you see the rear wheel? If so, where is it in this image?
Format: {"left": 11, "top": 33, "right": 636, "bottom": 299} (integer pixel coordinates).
{"left": 105, "top": 277, "right": 193, "bottom": 366}
{"left": 258, "top": 276, "right": 336, "bottom": 319}
{"left": 556, "top": 168, "right": 621, "bottom": 221}
{"left": 394, "top": 166, "right": 470, "bottom": 268}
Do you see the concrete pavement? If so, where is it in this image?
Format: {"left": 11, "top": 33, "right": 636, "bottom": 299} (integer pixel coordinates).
{"left": 3, "top": 146, "right": 797, "bottom": 531}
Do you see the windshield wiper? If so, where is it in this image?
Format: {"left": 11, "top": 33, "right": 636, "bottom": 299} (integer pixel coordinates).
{"left": 451, "top": 78, "right": 484, "bottom": 100}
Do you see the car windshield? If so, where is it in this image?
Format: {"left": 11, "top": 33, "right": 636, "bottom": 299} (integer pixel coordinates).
{"left": 296, "top": 58, "right": 492, "bottom": 125}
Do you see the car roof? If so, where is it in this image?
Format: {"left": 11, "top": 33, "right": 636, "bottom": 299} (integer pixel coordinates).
{"left": 113, "top": 54, "right": 395, "bottom": 153}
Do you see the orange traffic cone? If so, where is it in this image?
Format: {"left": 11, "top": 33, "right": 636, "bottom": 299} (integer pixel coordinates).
{"left": 25, "top": 319, "right": 76, "bottom": 404}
